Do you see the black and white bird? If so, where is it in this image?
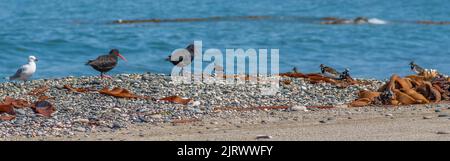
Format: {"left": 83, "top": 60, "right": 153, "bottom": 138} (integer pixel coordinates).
{"left": 166, "top": 44, "right": 195, "bottom": 75}
{"left": 320, "top": 64, "right": 351, "bottom": 80}
{"left": 320, "top": 64, "right": 342, "bottom": 79}
{"left": 379, "top": 88, "right": 395, "bottom": 105}
{"left": 6, "top": 56, "right": 38, "bottom": 81}
{"left": 339, "top": 68, "right": 351, "bottom": 79}
{"left": 86, "top": 49, "right": 127, "bottom": 78}
{"left": 409, "top": 61, "right": 425, "bottom": 74}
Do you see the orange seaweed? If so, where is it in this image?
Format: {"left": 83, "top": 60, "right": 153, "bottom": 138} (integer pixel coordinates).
{"left": 28, "top": 86, "right": 49, "bottom": 96}
{"left": 0, "top": 115, "right": 16, "bottom": 121}
{"left": 159, "top": 96, "right": 192, "bottom": 105}
{"left": 32, "top": 100, "right": 55, "bottom": 117}
{"left": 99, "top": 87, "right": 149, "bottom": 99}
{"left": 64, "top": 85, "right": 91, "bottom": 93}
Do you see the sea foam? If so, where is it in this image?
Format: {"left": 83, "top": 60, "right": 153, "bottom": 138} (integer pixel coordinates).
{"left": 368, "top": 18, "right": 388, "bottom": 25}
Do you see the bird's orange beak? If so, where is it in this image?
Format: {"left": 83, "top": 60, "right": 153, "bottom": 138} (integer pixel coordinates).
{"left": 117, "top": 53, "right": 128, "bottom": 62}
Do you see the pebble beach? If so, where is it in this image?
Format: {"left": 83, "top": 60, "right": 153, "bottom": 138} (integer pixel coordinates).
{"left": 0, "top": 73, "right": 389, "bottom": 138}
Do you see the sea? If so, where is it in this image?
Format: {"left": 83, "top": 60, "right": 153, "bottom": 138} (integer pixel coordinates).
{"left": 1, "top": 0, "right": 449, "bottom": 81}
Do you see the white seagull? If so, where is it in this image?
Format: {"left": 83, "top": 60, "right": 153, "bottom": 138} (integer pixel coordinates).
{"left": 6, "top": 56, "right": 38, "bottom": 81}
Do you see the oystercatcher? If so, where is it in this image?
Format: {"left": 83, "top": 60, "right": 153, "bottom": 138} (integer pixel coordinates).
{"left": 6, "top": 56, "right": 38, "bottom": 81}
{"left": 86, "top": 49, "right": 127, "bottom": 78}
{"left": 166, "top": 44, "right": 195, "bottom": 75}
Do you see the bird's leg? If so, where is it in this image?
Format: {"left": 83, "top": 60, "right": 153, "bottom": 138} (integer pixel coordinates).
{"left": 100, "top": 73, "right": 112, "bottom": 79}
{"left": 180, "top": 67, "right": 184, "bottom": 76}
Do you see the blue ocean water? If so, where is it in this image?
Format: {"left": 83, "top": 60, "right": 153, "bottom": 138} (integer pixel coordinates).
{"left": 0, "top": 0, "right": 449, "bottom": 81}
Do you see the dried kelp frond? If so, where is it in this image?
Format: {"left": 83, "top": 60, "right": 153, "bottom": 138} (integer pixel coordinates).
{"left": 28, "top": 86, "right": 49, "bottom": 96}
{"left": 351, "top": 74, "right": 448, "bottom": 107}
{"left": 99, "top": 87, "right": 149, "bottom": 99}
{"left": 158, "top": 96, "right": 192, "bottom": 105}
{"left": 32, "top": 100, "right": 56, "bottom": 117}
{"left": 279, "top": 72, "right": 356, "bottom": 88}
{"left": 64, "top": 84, "right": 92, "bottom": 93}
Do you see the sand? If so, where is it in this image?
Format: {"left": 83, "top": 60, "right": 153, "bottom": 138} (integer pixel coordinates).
{"left": 5, "top": 104, "right": 449, "bottom": 141}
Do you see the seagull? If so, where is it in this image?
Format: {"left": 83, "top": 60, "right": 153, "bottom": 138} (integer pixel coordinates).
{"left": 166, "top": 44, "right": 195, "bottom": 75}
{"left": 86, "top": 49, "right": 127, "bottom": 79}
{"left": 409, "top": 61, "right": 425, "bottom": 74}
{"left": 320, "top": 64, "right": 341, "bottom": 79}
{"left": 6, "top": 56, "right": 38, "bottom": 81}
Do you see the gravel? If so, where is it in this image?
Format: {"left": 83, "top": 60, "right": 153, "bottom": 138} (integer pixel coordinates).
{"left": 0, "top": 73, "right": 383, "bottom": 138}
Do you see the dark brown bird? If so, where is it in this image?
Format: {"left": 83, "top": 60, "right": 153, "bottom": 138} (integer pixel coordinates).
{"left": 166, "top": 44, "right": 195, "bottom": 75}
{"left": 86, "top": 49, "right": 127, "bottom": 78}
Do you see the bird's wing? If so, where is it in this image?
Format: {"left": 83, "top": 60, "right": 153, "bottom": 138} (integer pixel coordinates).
{"left": 9, "top": 65, "right": 26, "bottom": 80}
{"left": 88, "top": 55, "right": 116, "bottom": 67}
{"left": 417, "top": 65, "right": 425, "bottom": 72}
{"left": 325, "top": 67, "right": 340, "bottom": 75}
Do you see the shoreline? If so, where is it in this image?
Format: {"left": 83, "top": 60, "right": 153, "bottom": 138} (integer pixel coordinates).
{"left": 0, "top": 73, "right": 449, "bottom": 140}
{"left": 4, "top": 103, "right": 450, "bottom": 141}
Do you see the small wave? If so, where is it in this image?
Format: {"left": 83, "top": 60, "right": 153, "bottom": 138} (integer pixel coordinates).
{"left": 368, "top": 18, "right": 388, "bottom": 25}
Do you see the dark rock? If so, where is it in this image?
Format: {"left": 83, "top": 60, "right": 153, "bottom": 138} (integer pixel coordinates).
{"left": 256, "top": 135, "right": 272, "bottom": 139}
{"left": 111, "top": 122, "right": 124, "bottom": 129}
{"left": 423, "top": 116, "right": 433, "bottom": 119}
{"left": 437, "top": 131, "right": 450, "bottom": 134}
